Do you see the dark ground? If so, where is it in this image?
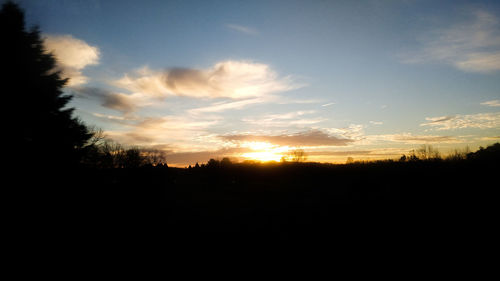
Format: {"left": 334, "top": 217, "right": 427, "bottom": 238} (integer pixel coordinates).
{"left": 17, "top": 153, "right": 497, "bottom": 242}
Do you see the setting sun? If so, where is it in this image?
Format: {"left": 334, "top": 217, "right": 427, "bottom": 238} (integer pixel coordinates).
{"left": 240, "top": 142, "right": 290, "bottom": 162}
{"left": 241, "top": 151, "right": 283, "bottom": 162}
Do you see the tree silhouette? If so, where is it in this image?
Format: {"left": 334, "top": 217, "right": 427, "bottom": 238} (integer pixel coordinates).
{"left": 1, "top": 2, "right": 92, "bottom": 168}
{"left": 289, "top": 149, "right": 307, "bottom": 162}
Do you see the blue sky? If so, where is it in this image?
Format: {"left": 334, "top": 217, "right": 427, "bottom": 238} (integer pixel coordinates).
{"left": 14, "top": 0, "right": 500, "bottom": 165}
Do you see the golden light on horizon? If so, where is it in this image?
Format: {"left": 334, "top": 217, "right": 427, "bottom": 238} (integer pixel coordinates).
{"left": 240, "top": 141, "right": 290, "bottom": 162}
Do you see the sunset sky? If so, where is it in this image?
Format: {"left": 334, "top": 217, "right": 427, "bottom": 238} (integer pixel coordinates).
{"left": 16, "top": 0, "right": 500, "bottom": 165}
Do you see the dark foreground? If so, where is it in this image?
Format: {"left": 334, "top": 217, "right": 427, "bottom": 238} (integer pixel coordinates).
{"left": 17, "top": 152, "right": 497, "bottom": 240}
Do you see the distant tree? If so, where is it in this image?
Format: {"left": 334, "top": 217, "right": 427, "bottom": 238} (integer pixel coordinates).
{"left": 446, "top": 147, "right": 469, "bottom": 162}
{"left": 124, "top": 147, "right": 144, "bottom": 168}
{"left": 346, "top": 157, "right": 354, "bottom": 164}
{"left": 417, "top": 145, "right": 441, "bottom": 160}
{"left": 399, "top": 155, "right": 407, "bottom": 162}
{"left": 408, "top": 149, "right": 419, "bottom": 161}
{"left": 467, "top": 143, "right": 500, "bottom": 161}
{"left": 142, "top": 148, "right": 166, "bottom": 166}
{"left": 220, "top": 157, "right": 232, "bottom": 167}
{"left": 1, "top": 2, "right": 92, "bottom": 167}
{"left": 289, "top": 149, "right": 307, "bottom": 162}
{"left": 206, "top": 158, "right": 219, "bottom": 168}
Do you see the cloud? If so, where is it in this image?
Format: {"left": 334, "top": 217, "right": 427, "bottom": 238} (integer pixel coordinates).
{"left": 321, "top": 102, "right": 336, "bottom": 107}
{"left": 369, "top": 121, "right": 383, "bottom": 125}
{"left": 400, "top": 10, "right": 500, "bottom": 73}
{"left": 104, "top": 115, "right": 221, "bottom": 149}
{"left": 114, "top": 60, "right": 299, "bottom": 99}
{"left": 92, "top": 113, "right": 136, "bottom": 125}
{"left": 72, "top": 87, "right": 148, "bottom": 114}
{"left": 307, "top": 148, "right": 408, "bottom": 157}
{"left": 454, "top": 51, "right": 500, "bottom": 72}
{"left": 220, "top": 129, "right": 354, "bottom": 147}
{"left": 101, "top": 93, "right": 138, "bottom": 113}
{"left": 369, "top": 133, "right": 460, "bottom": 144}
{"left": 226, "top": 24, "right": 258, "bottom": 35}
{"left": 326, "top": 124, "right": 366, "bottom": 141}
{"left": 421, "top": 112, "right": 500, "bottom": 130}
{"left": 479, "top": 136, "right": 500, "bottom": 141}
{"left": 481, "top": 100, "right": 500, "bottom": 107}
{"left": 43, "top": 34, "right": 100, "bottom": 86}
{"left": 242, "top": 110, "right": 325, "bottom": 127}
{"left": 76, "top": 60, "right": 301, "bottom": 115}
{"left": 307, "top": 150, "right": 374, "bottom": 156}
{"left": 164, "top": 147, "right": 247, "bottom": 166}
{"left": 188, "top": 97, "right": 272, "bottom": 114}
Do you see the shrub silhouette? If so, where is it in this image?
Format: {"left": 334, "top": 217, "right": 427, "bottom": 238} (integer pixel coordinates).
{"left": 1, "top": 2, "right": 92, "bottom": 168}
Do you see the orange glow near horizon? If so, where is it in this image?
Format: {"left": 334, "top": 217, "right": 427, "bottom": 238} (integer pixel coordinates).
{"left": 240, "top": 142, "right": 290, "bottom": 162}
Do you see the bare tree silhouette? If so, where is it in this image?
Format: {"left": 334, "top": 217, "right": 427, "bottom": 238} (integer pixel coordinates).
{"left": 289, "top": 149, "right": 307, "bottom": 162}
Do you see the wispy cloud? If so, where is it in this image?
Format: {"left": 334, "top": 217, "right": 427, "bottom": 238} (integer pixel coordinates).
{"left": 400, "top": 10, "right": 500, "bottom": 73}
{"left": 242, "top": 110, "right": 325, "bottom": 127}
{"left": 321, "top": 102, "right": 336, "bottom": 107}
{"left": 421, "top": 112, "right": 500, "bottom": 130}
{"left": 481, "top": 100, "right": 500, "bottom": 107}
{"left": 115, "top": 60, "right": 298, "bottom": 100}
{"left": 479, "top": 136, "right": 500, "bottom": 141}
{"left": 369, "top": 133, "right": 461, "bottom": 144}
{"left": 104, "top": 115, "right": 221, "bottom": 149}
{"left": 43, "top": 34, "right": 100, "bottom": 86}
{"left": 326, "top": 124, "right": 366, "bottom": 141}
{"left": 220, "top": 129, "right": 354, "bottom": 147}
{"left": 72, "top": 87, "right": 150, "bottom": 114}
{"left": 188, "top": 97, "right": 273, "bottom": 114}
{"left": 226, "top": 24, "right": 258, "bottom": 35}
{"left": 164, "top": 147, "right": 248, "bottom": 166}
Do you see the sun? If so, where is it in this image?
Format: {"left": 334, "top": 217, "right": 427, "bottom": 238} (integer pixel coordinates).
{"left": 241, "top": 151, "right": 283, "bottom": 162}
{"left": 240, "top": 142, "right": 289, "bottom": 162}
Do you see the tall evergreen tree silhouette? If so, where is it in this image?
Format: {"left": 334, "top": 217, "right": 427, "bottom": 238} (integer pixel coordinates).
{"left": 1, "top": 2, "right": 92, "bottom": 168}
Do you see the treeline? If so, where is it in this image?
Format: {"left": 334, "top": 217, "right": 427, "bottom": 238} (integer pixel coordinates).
{"left": 398, "top": 144, "right": 500, "bottom": 163}
{"left": 182, "top": 143, "right": 500, "bottom": 170}
{"left": 79, "top": 129, "right": 168, "bottom": 169}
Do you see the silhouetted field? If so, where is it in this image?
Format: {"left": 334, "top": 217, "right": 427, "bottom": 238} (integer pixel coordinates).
{"left": 21, "top": 143, "right": 498, "bottom": 239}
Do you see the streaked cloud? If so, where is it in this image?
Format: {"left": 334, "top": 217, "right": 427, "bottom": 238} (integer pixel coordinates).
{"left": 479, "top": 136, "right": 500, "bottom": 141}
{"left": 164, "top": 147, "right": 247, "bottom": 166}
{"left": 220, "top": 129, "right": 354, "bottom": 147}
{"left": 400, "top": 10, "right": 500, "bottom": 73}
{"left": 242, "top": 110, "right": 325, "bottom": 127}
{"left": 188, "top": 97, "right": 272, "bottom": 114}
{"left": 104, "top": 115, "right": 222, "bottom": 151}
{"left": 307, "top": 148, "right": 408, "bottom": 158}
{"left": 369, "top": 133, "right": 461, "bottom": 144}
{"left": 321, "top": 102, "right": 336, "bottom": 107}
{"left": 115, "top": 60, "right": 299, "bottom": 99}
{"left": 326, "top": 124, "right": 366, "bottom": 141}
{"left": 307, "top": 150, "right": 373, "bottom": 156}
{"left": 101, "top": 93, "right": 141, "bottom": 113}
{"left": 43, "top": 34, "right": 100, "bottom": 86}
{"left": 92, "top": 113, "right": 136, "bottom": 124}
{"left": 481, "top": 100, "right": 500, "bottom": 107}
{"left": 226, "top": 24, "right": 258, "bottom": 35}
{"left": 72, "top": 86, "right": 149, "bottom": 114}
{"left": 421, "top": 112, "right": 500, "bottom": 130}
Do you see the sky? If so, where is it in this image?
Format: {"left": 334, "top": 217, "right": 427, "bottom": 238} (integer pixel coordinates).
{"left": 13, "top": 0, "right": 500, "bottom": 165}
